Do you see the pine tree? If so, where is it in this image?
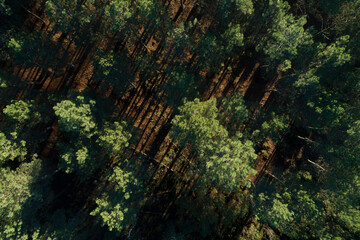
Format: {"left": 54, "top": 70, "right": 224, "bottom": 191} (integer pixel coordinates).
{"left": 0, "top": 158, "right": 43, "bottom": 239}
{"left": 91, "top": 164, "right": 144, "bottom": 233}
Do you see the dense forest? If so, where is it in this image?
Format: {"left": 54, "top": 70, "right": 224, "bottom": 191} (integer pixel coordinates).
{"left": 0, "top": 0, "right": 359, "bottom": 239}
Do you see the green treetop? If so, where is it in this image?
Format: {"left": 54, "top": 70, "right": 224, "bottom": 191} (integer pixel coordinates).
{"left": 0, "top": 158, "right": 43, "bottom": 239}
{"left": 103, "top": 0, "right": 132, "bottom": 33}
{"left": 172, "top": 98, "right": 257, "bottom": 192}
{"left": 2, "top": 100, "right": 47, "bottom": 129}
{"left": 54, "top": 96, "right": 96, "bottom": 136}
{"left": 219, "top": 93, "right": 249, "bottom": 132}
{"left": 57, "top": 142, "right": 97, "bottom": 175}
{"left": 3, "top": 100, "right": 32, "bottom": 124}
{"left": 196, "top": 133, "right": 257, "bottom": 191}
{"left": 44, "top": 0, "right": 93, "bottom": 35}
{"left": 54, "top": 94, "right": 133, "bottom": 178}
{"left": 97, "top": 121, "right": 132, "bottom": 157}
{"left": 91, "top": 164, "right": 144, "bottom": 233}
{"left": 164, "top": 66, "right": 199, "bottom": 107}
{"left": 92, "top": 50, "right": 134, "bottom": 92}
{"left": 54, "top": 95, "right": 98, "bottom": 176}
{"left": 171, "top": 98, "right": 227, "bottom": 152}
{"left": 0, "top": 131, "right": 27, "bottom": 165}
{"left": 231, "top": 0, "right": 254, "bottom": 16}
{"left": 257, "top": 0, "right": 312, "bottom": 71}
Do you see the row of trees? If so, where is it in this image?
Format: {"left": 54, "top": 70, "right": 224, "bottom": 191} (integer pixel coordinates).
{"left": 0, "top": 0, "right": 359, "bottom": 239}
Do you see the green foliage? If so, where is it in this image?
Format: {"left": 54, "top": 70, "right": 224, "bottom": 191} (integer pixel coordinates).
{"left": 3, "top": 99, "right": 50, "bottom": 131}
{"left": 193, "top": 33, "right": 219, "bottom": 70}
{"left": 54, "top": 95, "right": 97, "bottom": 175}
{"left": 345, "top": 120, "right": 360, "bottom": 156}
{"left": 260, "top": 112, "right": 289, "bottom": 142}
{"left": 54, "top": 96, "right": 96, "bottom": 135}
{"left": 319, "top": 173, "right": 360, "bottom": 239}
{"left": 220, "top": 93, "right": 248, "bottom": 131}
{"left": 239, "top": 220, "right": 264, "bottom": 240}
{"left": 45, "top": 0, "right": 92, "bottom": 35}
{"left": 164, "top": 66, "right": 199, "bottom": 107}
{"left": 1, "top": 0, "right": 360, "bottom": 239}
{"left": 333, "top": 0, "right": 360, "bottom": 57}
{"left": 196, "top": 133, "right": 257, "bottom": 191}
{"left": 317, "top": 35, "right": 351, "bottom": 68}
{"left": 0, "top": 131, "right": 27, "bottom": 165}
{"left": 7, "top": 31, "right": 60, "bottom": 69}
{"left": 0, "top": 72, "right": 7, "bottom": 88}
{"left": 97, "top": 121, "right": 131, "bottom": 157}
{"left": 258, "top": 0, "right": 312, "bottom": 70}
{"left": 219, "top": 0, "right": 254, "bottom": 20}
{"left": 172, "top": 98, "right": 256, "bottom": 192}
{"left": 232, "top": 0, "right": 254, "bottom": 15}
{"left": 3, "top": 100, "right": 31, "bottom": 123}
{"left": 91, "top": 165, "right": 143, "bottom": 233}
{"left": 254, "top": 115, "right": 360, "bottom": 239}
{"left": 95, "top": 52, "right": 115, "bottom": 77}
{"left": 45, "top": 0, "right": 135, "bottom": 43}
{"left": 92, "top": 50, "right": 133, "bottom": 90}
{"left": 58, "top": 143, "right": 96, "bottom": 175}
{"left": 221, "top": 23, "right": 244, "bottom": 53}
{"left": 0, "top": 98, "right": 51, "bottom": 163}
{"left": 104, "top": 0, "right": 132, "bottom": 33}
{"left": 171, "top": 98, "right": 227, "bottom": 152}
{"left": 7, "top": 38, "right": 22, "bottom": 53}
{"left": 0, "top": 158, "right": 42, "bottom": 239}
{"left": 256, "top": 192, "right": 294, "bottom": 233}
{"left": 167, "top": 23, "right": 190, "bottom": 51}
{"left": 53, "top": 93, "right": 133, "bottom": 178}
{"left": 244, "top": 109, "right": 289, "bottom": 145}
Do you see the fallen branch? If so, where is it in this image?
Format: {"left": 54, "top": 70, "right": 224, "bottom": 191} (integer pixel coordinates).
{"left": 19, "top": 4, "right": 47, "bottom": 25}
{"left": 297, "top": 135, "right": 317, "bottom": 145}
{"left": 265, "top": 171, "right": 284, "bottom": 183}
{"left": 307, "top": 159, "right": 326, "bottom": 171}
